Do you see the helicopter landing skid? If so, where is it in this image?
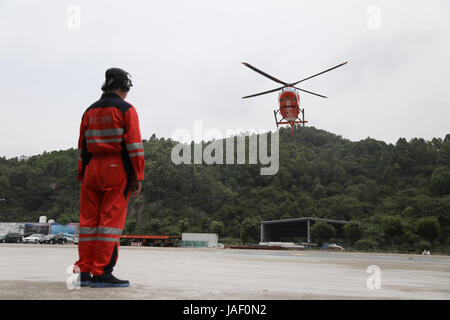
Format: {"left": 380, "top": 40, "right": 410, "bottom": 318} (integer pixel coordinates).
{"left": 274, "top": 109, "right": 307, "bottom": 135}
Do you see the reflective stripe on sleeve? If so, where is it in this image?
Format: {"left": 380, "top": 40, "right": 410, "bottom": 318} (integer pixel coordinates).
{"left": 129, "top": 152, "right": 145, "bottom": 158}
{"left": 84, "top": 129, "right": 124, "bottom": 137}
{"left": 126, "top": 142, "right": 144, "bottom": 151}
{"left": 86, "top": 138, "right": 123, "bottom": 144}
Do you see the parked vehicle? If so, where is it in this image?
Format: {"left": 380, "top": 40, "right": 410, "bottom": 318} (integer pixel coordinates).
{"left": 54, "top": 233, "right": 69, "bottom": 244}
{"left": 39, "top": 234, "right": 57, "bottom": 244}
{"left": 0, "top": 234, "right": 6, "bottom": 243}
{"left": 40, "top": 233, "right": 72, "bottom": 244}
{"left": 23, "top": 234, "right": 46, "bottom": 244}
{"left": 5, "top": 232, "right": 24, "bottom": 243}
{"left": 327, "top": 243, "right": 345, "bottom": 251}
{"left": 61, "top": 233, "right": 74, "bottom": 243}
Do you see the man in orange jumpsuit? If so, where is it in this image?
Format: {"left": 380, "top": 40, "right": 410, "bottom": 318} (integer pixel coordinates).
{"left": 74, "top": 67, "right": 145, "bottom": 288}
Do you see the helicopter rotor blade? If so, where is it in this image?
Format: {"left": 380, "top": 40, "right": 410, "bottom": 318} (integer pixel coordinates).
{"left": 293, "top": 86, "right": 328, "bottom": 99}
{"left": 242, "top": 62, "right": 288, "bottom": 86}
{"left": 242, "top": 85, "right": 287, "bottom": 99}
{"left": 291, "top": 61, "right": 348, "bottom": 86}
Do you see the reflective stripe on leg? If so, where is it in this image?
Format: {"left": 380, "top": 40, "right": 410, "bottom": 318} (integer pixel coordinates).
{"left": 79, "top": 237, "right": 120, "bottom": 242}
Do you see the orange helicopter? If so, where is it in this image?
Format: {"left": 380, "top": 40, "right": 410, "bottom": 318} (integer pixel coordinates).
{"left": 242, "top": 61, "right": 348, "bottom": 135}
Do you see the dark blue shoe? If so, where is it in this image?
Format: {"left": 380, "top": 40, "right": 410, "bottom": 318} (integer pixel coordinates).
{"left": 90, "top": 274, "right": 130, "bottom": 288}
{"left": 78, "top": 272, "right": 92, "bottom": 287}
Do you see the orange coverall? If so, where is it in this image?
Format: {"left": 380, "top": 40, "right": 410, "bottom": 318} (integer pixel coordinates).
{"left": 75, "top": 92, "right": 145, "bottom": 276}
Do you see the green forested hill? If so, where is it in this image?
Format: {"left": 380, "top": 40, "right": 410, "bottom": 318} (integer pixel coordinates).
{"left": 0, "top": 126, "right": 449, "bottom": 252}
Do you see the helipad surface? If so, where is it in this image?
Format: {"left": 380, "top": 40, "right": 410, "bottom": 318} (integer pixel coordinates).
{"left": 0, "top": 244, "right": 448, "bottom": 299}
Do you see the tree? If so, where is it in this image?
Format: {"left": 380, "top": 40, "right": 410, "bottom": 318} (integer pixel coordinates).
{"left": 210, "top": 220, "right": 225, "bottom": 235}
{"left": 415, "top": 217, "right": 441, "bottom": 243}
{"left": 240, "top": 218, "right": 260, "bottom": 244}
{"left": 343, "top": 221, "right": 362, "bottom": 244}
{"left": 311, "top": 222, "right": 336, "bottom": 245}
{"left": 178, "top": 218, "right": 189, "bottom": 233}
{"left": 124, "top": 217, "right": 138, "bottom": 235}
{"left": 161, "top": 224, "right": 180, "bottom": 236}
{"left": 312, "top": 184, "right": 326, "bottom": 199}
{"left": 0, "top": 174, "right": 9, "bottom": 197}
{"left": 381, "top": 216, "right": 405, "bottom": 243}
{"left": 429, "top": 168, "right": 450, "bottom": 196}
{"left": 355, "top": 238, "right": 378, "bottom": 251}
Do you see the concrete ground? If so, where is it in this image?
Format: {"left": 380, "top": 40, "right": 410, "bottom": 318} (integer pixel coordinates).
{"left": 0, "top": 243, "right": 449, "bottom": 299}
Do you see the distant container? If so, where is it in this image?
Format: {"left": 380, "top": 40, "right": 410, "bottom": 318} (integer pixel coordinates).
{"left": 49, "top": 223, "right": 76, "bottom": 236}
{"left": 181, "top": 233, "right": 218, "bottom": 248}
{"left": 0, "top": 222, "right": 25, "bottom": 235}
{"left": 48, "top": 219, "right": 55, "bottom": 224}
{"left": 24, "top": 222, "right": 50, "bottom": 236}
{"left": 39, "top": 216, "right": 47, "bottom": 223}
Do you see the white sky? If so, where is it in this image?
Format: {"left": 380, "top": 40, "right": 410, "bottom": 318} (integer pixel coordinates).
{"left": 0, "top": 0, "right": 449, "bottom": 158}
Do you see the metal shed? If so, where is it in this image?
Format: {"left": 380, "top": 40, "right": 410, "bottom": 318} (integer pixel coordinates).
{"left": 260, "top": 217, "right": 349, "bottom": 246}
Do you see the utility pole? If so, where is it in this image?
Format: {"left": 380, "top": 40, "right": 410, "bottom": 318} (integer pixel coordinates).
{"left": 307, "top": 219, "right": 311, "bottom": 249}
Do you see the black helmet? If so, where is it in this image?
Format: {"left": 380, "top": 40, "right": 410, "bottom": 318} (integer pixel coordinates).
{"left": 101, "top": 67, "right": 133, "bottom": 92}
